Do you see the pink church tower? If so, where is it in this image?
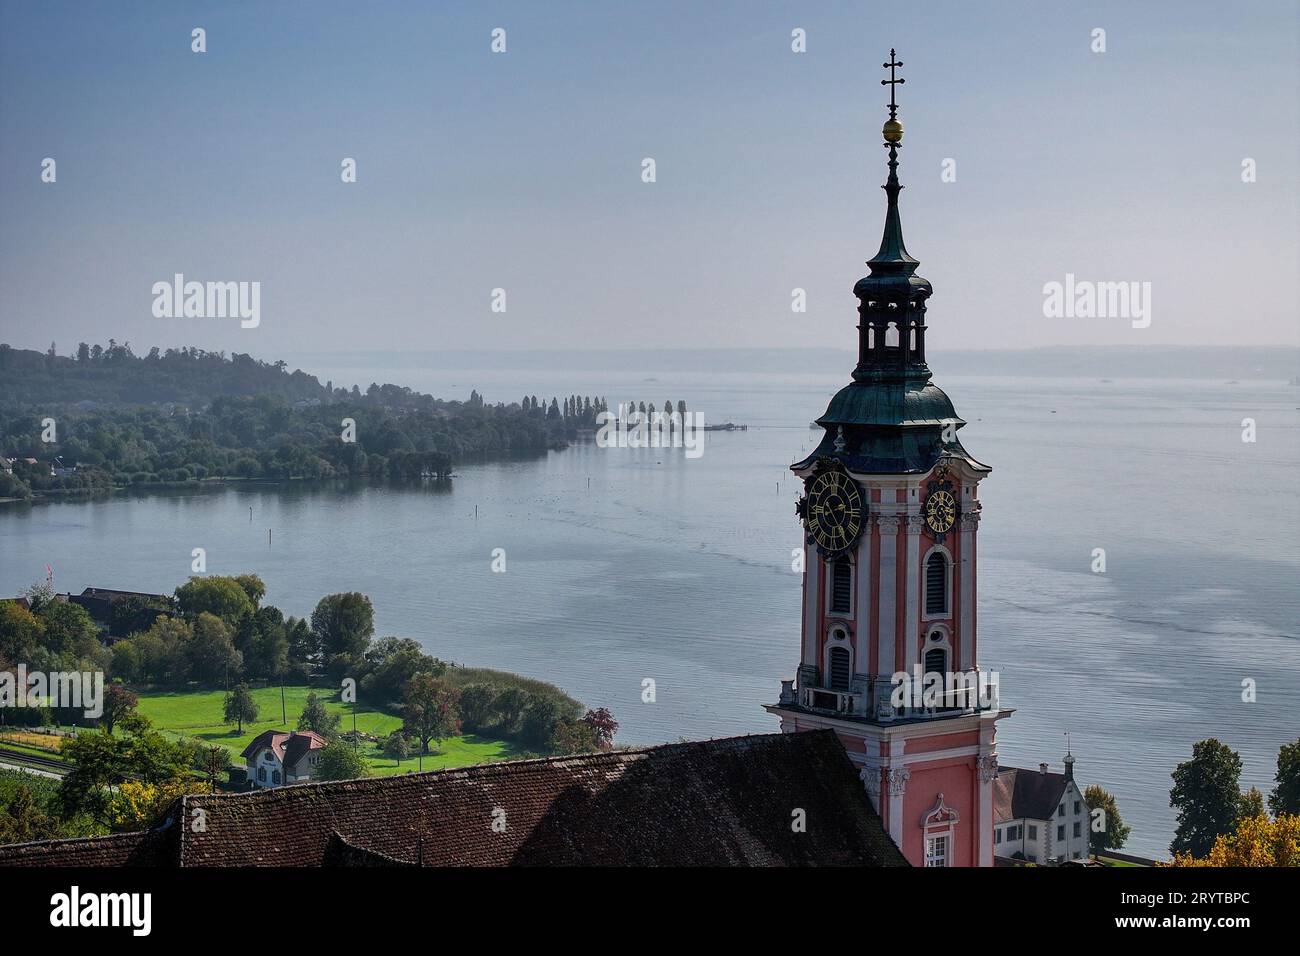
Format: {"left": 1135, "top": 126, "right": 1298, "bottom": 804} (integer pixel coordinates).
{"left": 765, "top": 51, "right": 1010, "bottom": 868}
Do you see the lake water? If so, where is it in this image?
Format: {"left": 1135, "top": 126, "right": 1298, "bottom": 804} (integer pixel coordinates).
{"left": 3, "top": 364, "right": 1297, "bottom": 857}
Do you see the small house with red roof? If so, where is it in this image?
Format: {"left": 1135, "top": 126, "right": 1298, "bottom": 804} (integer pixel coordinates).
{"left": 241, "top": 730, "right": 328, "bottom": 789}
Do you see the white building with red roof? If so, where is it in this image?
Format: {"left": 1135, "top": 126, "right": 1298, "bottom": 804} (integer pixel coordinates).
{"left": 241, "top": 730, "right": 328, "bottom": 789}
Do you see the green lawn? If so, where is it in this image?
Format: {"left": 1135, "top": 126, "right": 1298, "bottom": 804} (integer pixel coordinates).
{"left": 134, "top": 685, "right": 526, "bottom": 777}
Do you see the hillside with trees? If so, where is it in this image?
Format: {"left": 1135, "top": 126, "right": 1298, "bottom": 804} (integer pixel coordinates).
{"left": 0, "top": 342, "right": 612, "bottom": 498}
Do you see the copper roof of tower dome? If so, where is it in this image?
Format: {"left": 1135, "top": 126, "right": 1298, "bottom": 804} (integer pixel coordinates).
{"left": 0, "top": 731, "right": 908, "bottom": 868}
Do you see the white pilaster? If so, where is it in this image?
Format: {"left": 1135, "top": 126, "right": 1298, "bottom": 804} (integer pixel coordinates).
{"left": 803, "top": 541, "right": 819, "bottom": 666}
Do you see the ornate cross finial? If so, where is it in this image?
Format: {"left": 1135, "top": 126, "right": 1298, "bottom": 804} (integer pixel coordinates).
{"left": 882, "top": 49, "right": 904, "bottom": 119}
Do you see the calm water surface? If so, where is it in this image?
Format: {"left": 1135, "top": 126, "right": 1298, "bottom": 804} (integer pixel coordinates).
{"left": 3, "top": 368, "right": 1297, "bottom": 857}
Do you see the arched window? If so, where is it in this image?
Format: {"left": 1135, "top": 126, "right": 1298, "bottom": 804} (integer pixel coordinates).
{"left": 924, "top": 646, "right": 947, "bottom": 676}
{"left": 885, "top": 322, "right": 899, "bottom": 348}
{"left": 828, "top": 645, "right": 851, "bottom": 690}
{"left": 830, "top": 559, "right": 852, "bottom": 613}
{"left": 925, "top": 551, "right": 949, "bottom": 615}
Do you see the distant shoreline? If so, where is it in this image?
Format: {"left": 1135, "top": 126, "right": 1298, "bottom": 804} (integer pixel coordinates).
{"left": 289, "top": 345, "right": 1300, "bottom": 381}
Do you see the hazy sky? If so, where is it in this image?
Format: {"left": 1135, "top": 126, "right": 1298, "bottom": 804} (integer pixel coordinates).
{"left": 1, "top": 0, "right": 1296, "bottom": 360}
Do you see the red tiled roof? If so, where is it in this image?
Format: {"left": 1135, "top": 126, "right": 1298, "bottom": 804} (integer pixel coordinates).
{"left": 0, "top": 730, "right": 908, "bottom": 867}
{"left": 240, "top": 730, "right": 328, "bottom": 765}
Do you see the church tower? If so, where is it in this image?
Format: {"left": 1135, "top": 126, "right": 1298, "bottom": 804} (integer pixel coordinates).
{"left": 765, "top": 52, "right": 1009, "bottom": 868}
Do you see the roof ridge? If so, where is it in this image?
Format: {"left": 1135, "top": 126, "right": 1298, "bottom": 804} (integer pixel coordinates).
{"left": 191, "top": 730, "right": 818, "bottom": 803}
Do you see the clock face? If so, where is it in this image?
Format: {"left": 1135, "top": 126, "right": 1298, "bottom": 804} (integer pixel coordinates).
{"left": 924, "top": 489, "right": 957, "bottom": 534}
{"left": 803, "top": 469, "right": 864, "bottom": 554}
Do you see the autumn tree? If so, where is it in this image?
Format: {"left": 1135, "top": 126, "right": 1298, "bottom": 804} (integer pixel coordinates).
{"left": 1168, "top": 814, "right": 1300, "bottom": 868}
{"left": 580, "top": 707, "right": 619, "bottom": 750}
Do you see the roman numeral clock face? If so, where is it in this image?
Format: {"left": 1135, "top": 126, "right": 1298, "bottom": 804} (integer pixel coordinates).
{"left": 801, "top": 469, "right": 864, "bottom": 554}
{"left": 924, "top": 489, "right": 957, "bottom": 534}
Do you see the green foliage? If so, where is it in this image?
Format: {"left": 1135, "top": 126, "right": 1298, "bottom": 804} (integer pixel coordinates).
{"left": 223, "top": 683, "right": 259, "bottom": 733}
{"left": 0, "top": 344, "right": 608, "bottom": 494}
{"left": 315, "top": 739, "right": 369, "bottom": 781}
{"left": 100, "top": 684, "right": 138, "bottom": 734}
{"left": 1270, "top": 739, "right": 1300, "bottom": 817}
{"left": 58, "top": 715, "right": 194, "bottom": 827}
{"left": 1170, "top": 738, "right": 1245, "bottom": 858}
{"left": 1083, "top": 784, "right": 1130, "bottom": 856}
{"left": 188, "top": 613, "right": 242, "bottom": 684}
{"left": 1239, "top": 787, "right": 1267, "bottom": 821}
{"left": 311, "top": 592, "right": 375, "bottom": 663}
{"left": 519, "top": 696, "right": 563, "bottom": 750}
{"left": 174, "top": 576, "right": 254, "bottom": 627}
{"left": 402, "top": 674, "right": 461, "bottom": 754}
{"left": 382, "top": 732, "right": 411, "bottom": 764}
{"left": 297, "top": 691, "right": 341, "bottom": 739}
{"left": 360, "top": 637, "right": 445, "bottom": 707}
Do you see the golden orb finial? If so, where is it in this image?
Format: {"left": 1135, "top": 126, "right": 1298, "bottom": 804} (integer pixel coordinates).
{"left": 882, "top": 118, "right": 903, "bottom": 143}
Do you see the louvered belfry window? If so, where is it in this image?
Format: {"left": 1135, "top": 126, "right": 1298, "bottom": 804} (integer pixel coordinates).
{"left": 831, "top": 560, "right": 852, "bottom": 613}
{"left": 829, "top": 646, "right": 851, "bottom": 690}
{"left": 925, "top": 552, "right": 948, "bottom": 614}
{"left": 924, "top": 647, "right": 946, "bottom": 676}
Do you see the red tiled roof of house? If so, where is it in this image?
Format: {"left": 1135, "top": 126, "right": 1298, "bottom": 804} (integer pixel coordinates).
{"left": 0, "top": 730, "right": 908, "bottom": 867}
{"left": 240, "top": 730, "right": 328, "bottom": 765}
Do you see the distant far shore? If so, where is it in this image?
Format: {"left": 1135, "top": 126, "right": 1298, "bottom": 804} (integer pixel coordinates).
{"left": 287, "top": 345, "right": 1300, "bottom": 381}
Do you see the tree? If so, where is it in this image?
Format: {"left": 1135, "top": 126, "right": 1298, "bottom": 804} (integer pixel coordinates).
{"left": 187, "top": 613, "right": 243, "bottom": 684}
{"left": 174, "top": 576, "right": 255, "bottom": 627}
{"left": 580, "top": 707, "right": 619, "bottom": 750}
{"left": 1170, "top": 738, "right": 1244, "bottom": 857}
{"left": 0, "top": 786, "right": 62, "bottom": 844}
{"left": 315, "top": 739, "right": 369, "bottom": 781}
{"left": 0, "top": 602, "right": 44, "bottom": 663}
{"left": 360, "top": 637, "right": 445, "bottom": 706}
{"left": 34, "top": 601, "right": 99, "bottom": 657}
{"left": 58, "top": 716, "right": 193, "bottom": 827}
{"left": 1239, "top": 786, "right": 1268, "bottom": 822}
{"left": 1168, "top": 813, "right": 1300, "bottom": 867}
{"left": 382, "top": 732, "right": 411, "bottom": 766}
{"left": 100, "top": 684, "right": 138, "bottom": 735}
{"left": 197, "top": 746, "right": 232, "bottom": 793}
{"left": 402, "top": 674, "right": 461, "bottom": 755}
{"left": 1269, "top": 739, "right": 1300, "bottom": 817}
{"left": 495, "top": 687, "right": 528, "bottom": 733}
{"left": 108, "top": 777, "right": 207, "bottom": 832}
{"left": 552, "top": 716, "right": 600, "bottom": 755}
{"left": 458, "top": 684, "right": 496, "bottom": 732}
{"left": 297, "top": 691, "right": 341, "bottom": 739}
{"left": 520, "top": 696, "right": 562, "bottom": 750}
{"left": 232, "top": 573, "right": 266, "bottom": 608}
{"left": 1083, "top": 784, "right": 1130, "bottom": 859}
{"left": 310, "top": 592, "right": 375, "bottom": 660}
{"left": 223, "top": 683, "right": 259, "bottom": 733}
